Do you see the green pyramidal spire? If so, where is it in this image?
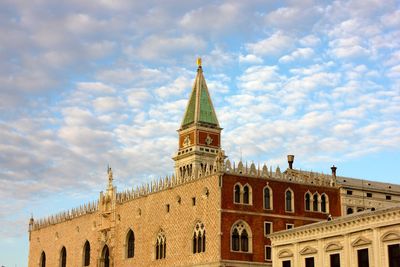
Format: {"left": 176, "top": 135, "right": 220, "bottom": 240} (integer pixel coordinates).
{"left": 181, "top": 59, "right": 220, "bottom": 128}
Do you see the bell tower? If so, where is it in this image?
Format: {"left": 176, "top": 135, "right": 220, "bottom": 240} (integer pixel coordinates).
{"left": 173, "top": 58, "right": 222, "bottom": 179}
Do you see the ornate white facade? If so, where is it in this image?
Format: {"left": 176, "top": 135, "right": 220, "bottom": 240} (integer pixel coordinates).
{"left": 269, "top": 206, "right": 400, "bottom": 267}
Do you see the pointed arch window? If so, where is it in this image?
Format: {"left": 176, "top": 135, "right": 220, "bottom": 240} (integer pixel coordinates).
{"left": 83, "top": 241, "right": 90, "bottom": 266}
{"left": 60, "top": 246, "right": 66, "bottom": 267}
{"left": 193, "top": 222, "right": 206, "bottom": 254}
{"left": 232, "top": 228, "right": 240, "bottom": 251}
{"left": 321, "top": 194, "right": 328, "bottom": 213}
{"left": 155, "top": 231, "right": 166, "bottom": 260}
{"left": 127, "top": 229, "right": 135, "bottom": 258}
{"left": 285, "top": 189, "right": 294, "bottom": 212}
{"left": 241, "top": 229, "right": 249, "bottom": 252}
{"left": 313, "top": 193, "right": 319, "bottom": 211}
{"left": 231, "top": 221, "right": 252, "bottom": 253}
{"left": 305, "top": 192, "right": 311, "bottom": 211}
{"left": 102, "top": 245, "right": 110, "bottom": 267}
{"left": 243, "top": 184, "right": 252, "bottom": 204}
{"left": 40, "top": 251, "right": 46, "bottom": 267}
{"left": 234, "top": 184, "right": 241, "bottom": 203}
{"left": 263, "top": 186, "right": 272, "bottom": 210}
{"left": 243, "top": 185, "right": 249, "bottom": 204}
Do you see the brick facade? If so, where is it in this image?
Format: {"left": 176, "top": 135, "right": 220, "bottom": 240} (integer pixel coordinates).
{"left": 220, "top": 174, "right": 341, "bottom": 265}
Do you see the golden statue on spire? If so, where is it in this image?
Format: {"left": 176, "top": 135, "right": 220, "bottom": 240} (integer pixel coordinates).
{"left": 197, "top": 57, "right": 202, "bottom": 67}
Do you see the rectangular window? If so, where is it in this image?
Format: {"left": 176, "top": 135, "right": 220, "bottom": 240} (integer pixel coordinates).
{"left": 347, "top": 190, "right": 353, "bottom": 195}
{"left": 366, "top": 192, "right": 372, "bottom": 198}
{"left": 264, "top": 221, "right": 273, "bottom": 236}
{"left": 286, "top": 223, "right": 294, "bottom": 230}
{"left": 386, "top": 195, "right": 392, "bottom": 200}
{"left": 166, "top": 204, "right": 170, "bottom": 213}
{"left": 330, "top": 253, "right": 340, "bottom": 267}
{"left": 282, "top": 260, "right": 291, "bottom": 267}
{"left": 192, "top": 197, "right": 196, "bottom": 206}
{"left": 388, "top": 244, "right": 400, "bottom": 267}
{"left": 357, "top": 248, "right": 369, "bottom": 267}
{"left": 265, "top": 246, "right": 272, "bottom": 260}
{"left": 305, "top": 257, "right": 315, "bottom": 267}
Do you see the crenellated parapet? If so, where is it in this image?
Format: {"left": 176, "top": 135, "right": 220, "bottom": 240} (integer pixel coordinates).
{"left": 115, "top": 175, "right": 177, "bottom": 204}
{"left": 30, "top": 156, "right": 337, "bottom": 230}
{"left": 30, "top": 200, "right": 99, "bottom": 231}
{"left": 224, "top": 159, "right": 337, "bottom": 188}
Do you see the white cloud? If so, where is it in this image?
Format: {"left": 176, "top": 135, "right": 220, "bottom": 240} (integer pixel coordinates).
{"left": 92, "top": 96, "right": 125, "bottom": 112}
{"left": 284, "top": 72, "right": 340, "bottom": 91}
{"left": 77, "top": 82, "right": 116, "bottom": 94}
{"left": 329, "top": 37, "right": 370, "bottom": 58}
{"left": 381, "top": 10, "right": 400, "bottom": 28}
{"left": 299, "top": 35, "right": 321, "bottom": 47}
{"left": 203, "top": 47, "right": 234, "bottom": 69}
{"left": 333, "top": 123, "right": 355, "bottom": 135}
{"left": 384, "top": 50, "right": 400, "bottom": 66}
{"left": 238, "top": 54, "right": 263, "bottom": 64}
{"left": 155, "top": 76, "right": 192, "bottom": 98}
{"left": 279, "top": 47, "right": 314, "bottom": 63}
{"left": 180, "top": 3, "right": 242, "bottom": 33}
{"left": 237, "top": 65, "right": 283, "bottom": 91}
{"left": 126, "top": 88, "right": 152, "bottom": 108}
{"left": 65, "top": 13, "right": 108, "bottom": 35}
{"left": 338, "top": 107, "right": 366, "bottom": 119}
{"left": 137, "top": 35, "right": 207, "bottom": 60}
{"left": 264, "top": 6, "right": 323, "bottom": 32}
{"left": 387, "top": 64, "right": 400, "bottom": 78}
{"left": 96, "top": 67, "right": 168, "bottom": 86}
{"left": 245, "top": 32, "right": 293, "bottom": 57}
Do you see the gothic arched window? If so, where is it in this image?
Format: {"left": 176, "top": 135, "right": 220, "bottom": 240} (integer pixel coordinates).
{"left": 60, "top": 247, "right": 66, "bottom": 267}
{"left": 263, "top": 186, "right": 272, "bottom": 210}
{"left": 193, "top": 222, "right": 206, "bottom": 254}
{"left": 313, "top": 193, "right": 319, "bottom": 211}
{"left": 127, "top": 229, "right": 135, "bottom": 258}
{"left": 321, "top": 194, "right": 328, "bottom": 213}
{"left": 155, "top": 230, "right": 166, "bottom": 260}
{"left": 232, "top": 228, "right": 240, "bottom": 251}
{"left": 102, "top": 245, "right": 110, "bottom": 267}
{"left": 285, "top": 189, "right": 294, "bottom": 212}
{"left": 40, "top": 251, "right": 46, "bottom": 267}
{"left": 305, "top": 192, "right": 311, "bottom": 211}
{"left": 243, "top": 184, "right": 251, "bottom": 204}
{"left": 83, "top": 241, "right": 90, "bottom": 266}
{"left": 231, "top": 221, "right": 252, "bottom": 253}
{"left": 241, "top": 229, "right": 249, "bottom": 252}
{"left": 234, "top": 184, "right": 241, "bottom": 203}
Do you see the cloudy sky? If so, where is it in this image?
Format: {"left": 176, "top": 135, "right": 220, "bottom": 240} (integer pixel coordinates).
{"left": 1, "top": 0, "right": 399, "bottom": 265}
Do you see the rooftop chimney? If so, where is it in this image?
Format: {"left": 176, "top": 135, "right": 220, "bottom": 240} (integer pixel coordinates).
{"left": 331, "top": 165, "right": 337, "bottom": 178}
{"left": 287, "top": 155, "right": 294, "bottom": 169}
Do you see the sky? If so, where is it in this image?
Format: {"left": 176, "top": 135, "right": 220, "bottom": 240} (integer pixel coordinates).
{"left": 0, "top": 0, "right": 399, "bottom": 266}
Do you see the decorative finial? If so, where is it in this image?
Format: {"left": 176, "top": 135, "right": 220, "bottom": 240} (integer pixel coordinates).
{"left": 197, "top": 57, "right": 202, "bottom": 67}
{"left": 107, "top": 165, "right": 113, "bottom": 189}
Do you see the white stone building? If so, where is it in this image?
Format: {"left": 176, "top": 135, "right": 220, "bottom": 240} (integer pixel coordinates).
{"left": 269, "top": 206, "right": 400, "bottom": 267}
